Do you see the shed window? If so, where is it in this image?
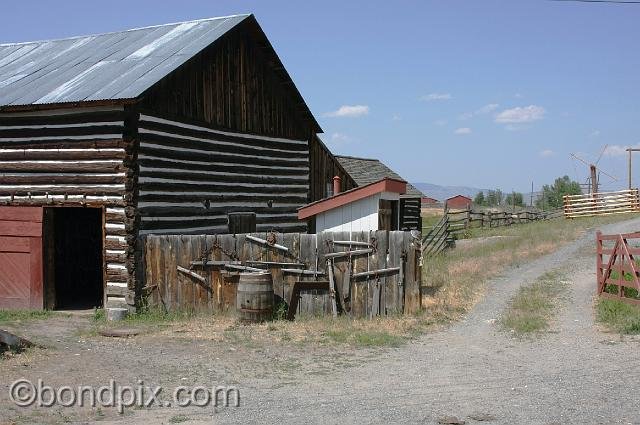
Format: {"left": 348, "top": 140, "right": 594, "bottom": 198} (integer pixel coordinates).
{"left": 228, "top": 212, "right": 256, "bottom": 234}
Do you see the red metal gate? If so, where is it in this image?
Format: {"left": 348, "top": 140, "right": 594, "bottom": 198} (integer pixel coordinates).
{"left": 596, "top": 231, "right": 640, "bottom": 306}
{"left": 0, "top": 207, "right": 43, "bottom": 310}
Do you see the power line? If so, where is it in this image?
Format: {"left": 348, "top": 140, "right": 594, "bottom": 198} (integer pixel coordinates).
{"left": 548, "top": 0, "right": 640, "bottom": 3}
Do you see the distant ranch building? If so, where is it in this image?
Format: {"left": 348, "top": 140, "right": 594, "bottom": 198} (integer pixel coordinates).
{"left": 0, "top": 14, "right": 354, "bottom": 311}
{"left": 446, "top": 195, "right": 472, "bottom": 210}
{"left": 421, "top": 196, "right": 440, "bottom": 207}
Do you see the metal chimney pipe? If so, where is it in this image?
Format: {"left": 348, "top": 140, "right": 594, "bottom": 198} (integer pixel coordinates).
{"left": 333, "top": 176, "right": 341, "bottom": 195}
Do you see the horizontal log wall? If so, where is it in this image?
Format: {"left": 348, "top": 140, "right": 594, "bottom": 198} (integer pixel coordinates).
{"left": 137, "top": 113, "right": 309, "bottom": 235}
{"left": 142, "top": 230, "right": 421, "bottom": 318}
{"left": 0, "top": 107, "right": 133, "bottom": 309}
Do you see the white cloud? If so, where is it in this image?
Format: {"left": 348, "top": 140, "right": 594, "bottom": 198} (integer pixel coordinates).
{"left": 604, "top": 143, "right": 640, "bottom": 157}
{"left": 434, "top": 119, "right": 447, "bottom": 126}
{"left": 454, "top": 127, "right": 472, "bottom": 135}
{"left": 392, "top": 114, "right": 402, "bottom": 121}
{"left": 515, "top": 93, "right": 523, "bottom": 98}
{"left": 460, "top": 103, "right": 499, "bottom": 120}
{"left": 590, "top": 130, "right": 601, "bottom": 138}
{"left": 539, "top": 149, "right": 554, "bottom": 157}
{"left": 495, "top": 105, "right": 546, "bottom": 123}
{"left": 323, "top": 105, "right": 369, "bottom": 118}
{"left": 420, "top": 93, "right": 452, "bottom": 101}
{"left": 477, "top": 103, "right": 500, "bottom": 114}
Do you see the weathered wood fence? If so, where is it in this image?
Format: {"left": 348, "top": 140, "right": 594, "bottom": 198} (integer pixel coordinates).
{"left": 421, "top": 207, "right": 562, "bottom": 258}
{"left": 448, "top": 207, "right": 562, "bottom": 234}
{"left": 142, "top": 230, "right": 421, "bottom": 319}
{"left": 421, "top": 214, "right": 453, "bottom": 257}
{"left": 564, "top": 189, "right": 640, "bottom": 219}
{"left": 596, "top": 231, "right": 640, "bottom": 306}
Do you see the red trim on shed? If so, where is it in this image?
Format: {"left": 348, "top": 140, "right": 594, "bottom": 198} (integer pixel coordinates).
{"left": 298, "top": 178, "right": 406, "bottom": 220}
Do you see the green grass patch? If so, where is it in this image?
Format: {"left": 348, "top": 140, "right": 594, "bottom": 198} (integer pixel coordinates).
{"left": 500, "top": 271, "right": 568, "bottom": 336}
{"left": 597, "top": 298, "right": 640, "bottom": 334}
{"left": 422, "top": 214, "right": 444, "bottom": 231}
{"left": 0, "top": 309, "right": 60, "bottom": 325}
{"left": 324, "top": 328, "right": 406, "bottom": 347}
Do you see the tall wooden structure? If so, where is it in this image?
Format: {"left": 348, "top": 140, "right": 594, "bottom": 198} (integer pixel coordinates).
{"left": 0, "top": 15, "right": 354, "bottom": 310}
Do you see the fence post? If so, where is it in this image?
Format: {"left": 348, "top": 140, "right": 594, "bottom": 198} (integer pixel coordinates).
{"left": 596, "top": 231, "right": 603, "bottom": 295}
{"left": 465, "top": 205, "right": 470, "bottom": 230}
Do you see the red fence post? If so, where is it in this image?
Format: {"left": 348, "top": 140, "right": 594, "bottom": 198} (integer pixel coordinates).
{"left": 596, "top": 231, "right": 603, "bottom": 295}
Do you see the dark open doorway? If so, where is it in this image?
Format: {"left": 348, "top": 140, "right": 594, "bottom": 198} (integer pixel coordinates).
{"left": 43, "top": 207, "right": 103, "bottom": 310}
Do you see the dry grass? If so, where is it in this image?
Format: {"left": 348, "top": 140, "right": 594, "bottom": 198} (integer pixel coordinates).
{"left": 151, "top": 313, "right": 433, "bottom": 348}
{"left": 421, "top": 213, "right": 638, "bottom": 324}
{"left": 500, "top": 270, "right": 568, "bottom": 336}
{"left": 82, "top": 213, "right": 637, "bottom": 351}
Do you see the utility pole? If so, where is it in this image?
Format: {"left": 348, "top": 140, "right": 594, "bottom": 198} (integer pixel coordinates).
{"left": 590, "top": 164, "right": 598, "bottom": 195}
{"left": 530, "top": 181, "right": 534, "bottom": 207}
{"left": 626, "top": 148, "right": 640, "bottom": 189}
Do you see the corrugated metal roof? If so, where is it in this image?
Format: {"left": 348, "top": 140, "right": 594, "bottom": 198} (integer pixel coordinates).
{"left": 335, "top": 155, "right": 424, "bottom": 198}
{"left": 0, "top": 15, "right": 250, "bottom": 107}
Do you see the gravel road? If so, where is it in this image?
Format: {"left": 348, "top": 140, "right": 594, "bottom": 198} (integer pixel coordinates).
{"left": 3, "top": 218, "right": 640, "bottom": 425}
{"left": 206, "top": 217, "right": 640, "bottom": 425}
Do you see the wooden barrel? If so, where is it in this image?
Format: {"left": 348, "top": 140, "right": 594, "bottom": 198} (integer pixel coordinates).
{"left": 236, "top": 272, "right": 274, "bottom": 323}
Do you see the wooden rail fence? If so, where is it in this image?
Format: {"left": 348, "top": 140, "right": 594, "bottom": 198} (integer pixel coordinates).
{"left": 421, "top": 207, "right": 561, "bottom": 257}
{"left": 142, "top": 230, "right": 422, "bottom": 319}
{"left": 421, "top": 214, "right": 453, "bottom": 257}
{"left": 596, "top": 231, "right": 640, "bottom": 306}
{"left": 448, "top": 207, "right": 562, "bottom": 233}
{"left": 564, "top": 189, "right": 640, "bottom": 219}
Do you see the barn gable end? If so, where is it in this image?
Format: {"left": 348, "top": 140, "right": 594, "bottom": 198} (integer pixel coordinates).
{"left": 0, "top": 14, "right": 354, "bottom": 311}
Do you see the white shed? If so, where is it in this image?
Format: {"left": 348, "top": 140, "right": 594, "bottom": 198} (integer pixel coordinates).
{"left": 298, "top": 178, "right": 407, "bottom": 234}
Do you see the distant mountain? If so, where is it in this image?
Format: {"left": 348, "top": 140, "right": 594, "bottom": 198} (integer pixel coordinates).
{"left": 412, "top": 182, "right": 489, "bottom": 203}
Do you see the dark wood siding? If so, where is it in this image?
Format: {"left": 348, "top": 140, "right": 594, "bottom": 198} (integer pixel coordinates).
{"left": 136, "top": 113, "right": 309, "bottom": 235}
{"left": 400, "top": 197, "right": 421, "bottom": 232}
{"left": 0, "top": 107, "right": 133, "bottom": 308}
{"left": 309, "top": 135, "right": 357, "bottom": 202}
{"left": 140, "top": 20, "right": 311, "bottom": 140}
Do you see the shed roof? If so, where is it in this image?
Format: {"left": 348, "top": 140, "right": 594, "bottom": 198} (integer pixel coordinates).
{"left": 422, "top": 196, "right": 440, "bottom": 203}
{"left": 298, "top": 178, "right": 406, "bottom": 220}
{"left": 335, "top": 155, "right": 423, "bottom": 198}
{"left": 0, "top": 14, "right": 321, "bottom": 131}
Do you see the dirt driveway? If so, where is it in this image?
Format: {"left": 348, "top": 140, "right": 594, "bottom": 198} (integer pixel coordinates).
{"left": 2, "top": 218, "right": 640, "bottom": 424}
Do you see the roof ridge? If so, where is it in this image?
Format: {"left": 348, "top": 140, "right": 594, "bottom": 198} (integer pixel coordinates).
{"left": 0, "top": 14, "right": 251, "bottom": 47}
{"left": 334, "top": 154, "right": 380, "bottom": 162}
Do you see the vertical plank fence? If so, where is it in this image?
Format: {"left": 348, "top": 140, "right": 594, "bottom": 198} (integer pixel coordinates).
{"left": 142, "top": 231, "right": 421, "bottom": 319}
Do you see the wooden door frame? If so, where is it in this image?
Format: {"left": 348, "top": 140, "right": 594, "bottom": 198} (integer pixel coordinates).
{"left": 42, "top": 205, "right": 106, "bottom": 310}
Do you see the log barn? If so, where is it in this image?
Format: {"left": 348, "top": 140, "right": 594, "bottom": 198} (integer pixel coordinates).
{"left": 0, "top": 14, "right": 354, "bottom": 311}
{"left": 334, "top": 155, "right": 424, "bottom": 232}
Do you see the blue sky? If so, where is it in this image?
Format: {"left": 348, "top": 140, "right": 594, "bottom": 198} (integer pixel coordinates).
{"left": 1, "top": 1, "right": 639, "bottom": 193}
